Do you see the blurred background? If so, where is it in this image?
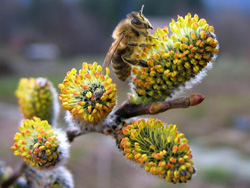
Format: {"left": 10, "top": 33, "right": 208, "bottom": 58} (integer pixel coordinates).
{"left": 0, "top": 0, "right": 250, "bottom": 187}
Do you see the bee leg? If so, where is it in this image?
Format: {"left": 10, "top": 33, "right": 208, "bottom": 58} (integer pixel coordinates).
{"left": 122, "top": 56, "right": 148, "bottom": 67}
{"left": 148, "top": 34, "right": 158, "bottom": 40}
{"left": 138, "top": 32, "right": 158, "bottom": 40}
{"left": 139, "top": 43, "right": 151, "bottom": 47}
{"left": 138, "top": 60, "right": 148, "bottom": 67}
{"left": 127, "top": 42, "right": 153, "bottom": 48}
{"left": 139, "top": 31, "right": 148, "bottom": 37}
{"left": 127, "top": 42, "right": 139, "bottom": 46}
{"left": 122, "top": 57, "right": 138, "bottom": 66}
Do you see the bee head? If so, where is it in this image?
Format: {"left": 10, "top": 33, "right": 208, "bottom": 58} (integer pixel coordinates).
{"left": 128, "top": 5, "right": 153, "bottom": 30}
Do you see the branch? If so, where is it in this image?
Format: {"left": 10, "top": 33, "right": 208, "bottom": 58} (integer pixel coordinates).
{"left": 66, "top": 128, "right": 84, "bottom": 142}
{"left": 1, "top": 162, "right": 26, "bottom": 188}
{"left": 60, "top": 94, "right": 205, "bottom": 143}
{"left": 114, "top": 93, "right": 205, "bottom": 119}
{"left": 65, "top": 94, "right": 205, "bottom": 141}
{"left": 66, "top": 124, "right": 114, "bottom": 142}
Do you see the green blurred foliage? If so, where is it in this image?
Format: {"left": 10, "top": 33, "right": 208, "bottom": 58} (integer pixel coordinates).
{"left": 202, "top": 167, "right": 233, "bottom": 183}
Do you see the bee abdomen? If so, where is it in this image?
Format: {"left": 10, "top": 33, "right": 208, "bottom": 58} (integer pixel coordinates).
{"left": 112, "top": 53, "right": 131, "bottom": 81}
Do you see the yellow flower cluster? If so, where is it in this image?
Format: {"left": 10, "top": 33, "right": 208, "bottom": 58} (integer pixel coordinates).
{"left": 15, "top": 78, "right": 54, "bottom": 122}
{"left": 24, "top": 166, "right": 73, "bottom": 188}
{"left": 0, "top": 161, "right": 12, "bottom": 184}
{"left": 116, "top": 118, "right": 195, "bottom": 184}
{"left": 11, "top": 117, "right": 64, "bottom": 169}
{"left": 59, "top": 62, "right": 117, "bottom": 123}
{"left": 130, "top": 13, "right": 219, "bottom": 103}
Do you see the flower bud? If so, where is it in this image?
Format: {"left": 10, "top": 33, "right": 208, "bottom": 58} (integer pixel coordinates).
{"left": 115, "top": 118, "right": 195, "bottom": 184}
{"left": 59, "top": 62, "right": 117, "bottom": 123}
{"left": 15, "top": 77, "right": 59, "bottom": 126}
{"left": 24, "top": 165, "right": 73, "bottom": 188}
{"left": 130, "top": 13, "right": 219, "bottom": 104}
{"left": 11, "top": 117, "right": 69, "bottom": 170}
{"left": 0, "top": 161, "right": 12, "bottom": 184}
{"left": 14, "top": 176, "right": 29, "bottom": 188}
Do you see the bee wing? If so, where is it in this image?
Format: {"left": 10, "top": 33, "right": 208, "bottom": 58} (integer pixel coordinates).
{"left": 102, "top": 32, "right": 125, "bottom": 75}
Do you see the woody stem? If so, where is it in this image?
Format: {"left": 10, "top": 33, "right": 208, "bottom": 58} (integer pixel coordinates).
{"left": 114, "top": 93, "right": 205, "bottom": 119}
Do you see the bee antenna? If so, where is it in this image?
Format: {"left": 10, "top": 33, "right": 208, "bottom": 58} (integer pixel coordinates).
{"left": 139, "top": 5, "right": 144, "bottom": 15}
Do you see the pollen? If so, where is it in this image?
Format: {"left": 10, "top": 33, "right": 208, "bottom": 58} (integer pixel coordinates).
{"left": 11, "top": 117, "right": 69, "bottom": 170}
{"left": 130, "top": 13, "right": 219, "bottom": 104}
{"left": 58, "top": 62, "right": 117, "bottom": 123}
{"left": 115, "top": 118, "right": 195, "bottom": 184}
{"left": 15, "top": 78, "right": 55, "bottom": 123}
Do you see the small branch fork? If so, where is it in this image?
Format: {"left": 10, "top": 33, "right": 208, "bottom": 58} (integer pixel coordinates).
{"left": 1, "top": 93, "right": 204, "bottom": 188}
{"left": 66, "top": 93, "right": 205, "bottom": 139}
{"left": 66, "top": 129, "right": 84, "bottom": 143}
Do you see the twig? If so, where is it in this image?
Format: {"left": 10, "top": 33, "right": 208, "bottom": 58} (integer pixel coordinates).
{"left": 65, "top": 93, "right": 205, "bottom": 141}
{"left": 66, "top": 128, "right": 84, "bottom": 142}
{"left": 66, "top": 124, "right": 114, "bottom": 141}
{"left": 114, "top": 93, "right": 205, "bottom": 119}
{"left": 1, "top": 162, "right": 26, "bottom": 188}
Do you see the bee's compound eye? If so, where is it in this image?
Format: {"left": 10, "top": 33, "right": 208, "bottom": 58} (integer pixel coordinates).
{"left": 131, "top": 17, "right": 141, "bottom": 25}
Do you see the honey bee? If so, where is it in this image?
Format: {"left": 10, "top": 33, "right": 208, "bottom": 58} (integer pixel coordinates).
{"left": 102, "top": 5, "right": 155, "bottom": 81}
